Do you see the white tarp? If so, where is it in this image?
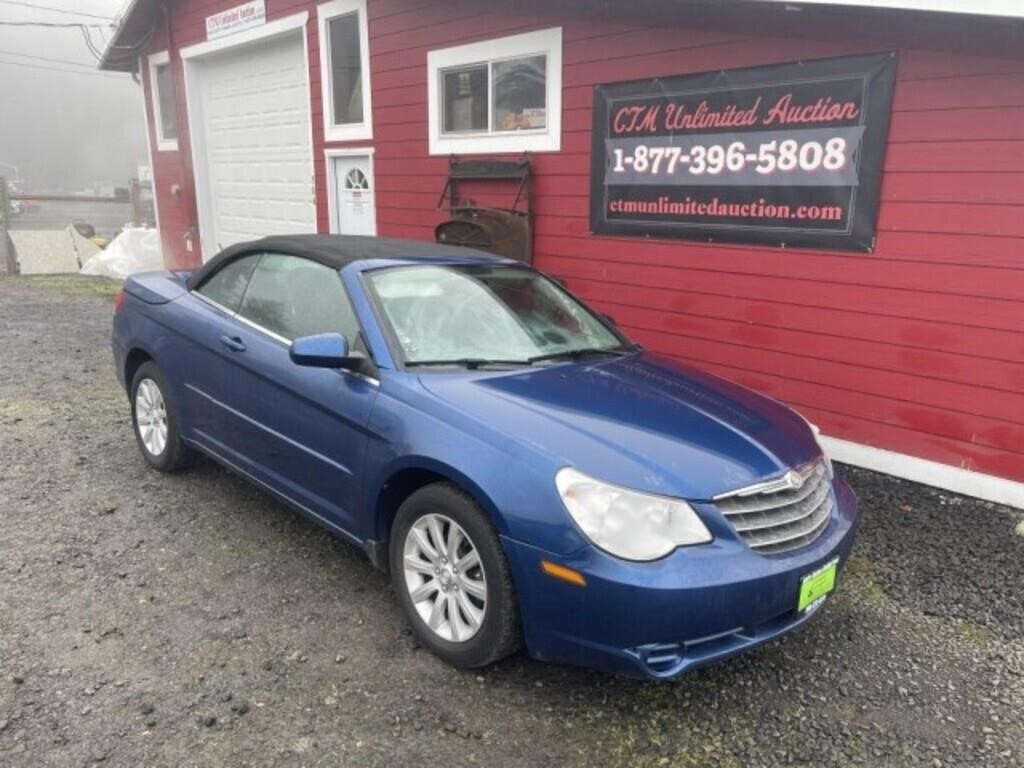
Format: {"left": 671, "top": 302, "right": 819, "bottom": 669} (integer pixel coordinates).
{"left": 80, "top": 228, "right": 164, "bottom": 279}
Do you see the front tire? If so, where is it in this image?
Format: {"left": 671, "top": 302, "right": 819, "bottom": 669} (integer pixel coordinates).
{"left": 130, "top": 361, "right": 194, "bottom": 472}
{"left": 390, "top": 483, "right": 521, "bottom": 668}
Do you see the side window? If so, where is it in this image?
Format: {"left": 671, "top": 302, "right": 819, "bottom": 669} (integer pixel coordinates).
{"left": 148, "top": 51, "right": 178, "bottom": 151}
{"left": 196, "top": 254, "right": 261, "bottom": 312}
{"left": 237, "top": 254, "right": 361, "bottom": 342}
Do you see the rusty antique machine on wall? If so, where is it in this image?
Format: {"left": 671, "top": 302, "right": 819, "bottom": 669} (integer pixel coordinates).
{"left": 435, "top": 155, "right": 533, "bottom": 264}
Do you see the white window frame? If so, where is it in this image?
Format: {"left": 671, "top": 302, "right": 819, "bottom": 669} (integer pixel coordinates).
{"left": 137, "top": 57, "right": 162, "bottom": 240}
{"left": 147, "top": 50, "right": 178, "bottom": 152}
{"left": 427, "top": 27, "right": 562, "bottom": 156}
{"left": 317, "top": 0, "right": 373, "bottom": 142}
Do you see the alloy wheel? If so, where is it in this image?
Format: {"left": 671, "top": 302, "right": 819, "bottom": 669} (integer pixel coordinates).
{"left": 402, "top": 513, "right": 487, "bottom": 642}
{"left": 135, "top": 378, "right": 168, "bottom": 457}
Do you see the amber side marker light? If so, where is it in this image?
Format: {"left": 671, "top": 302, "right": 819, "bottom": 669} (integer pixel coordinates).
{"left": 540, "top": 560, "right": 587, "bottom": 587}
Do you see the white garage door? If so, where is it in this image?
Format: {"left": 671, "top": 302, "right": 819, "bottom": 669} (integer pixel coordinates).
{"left": 193, "top": 31, "right": 314, "bottom": 254}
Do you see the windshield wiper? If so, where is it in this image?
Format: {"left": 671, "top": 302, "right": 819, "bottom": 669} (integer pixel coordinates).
{"left": 526, "top": 347, "right": 632, "bottom": 365}
{"left": 405, "top": 358, "right": 532, "bottom": 369}
{"left": 406, "top": 347, "right": 634, "bottom": 369}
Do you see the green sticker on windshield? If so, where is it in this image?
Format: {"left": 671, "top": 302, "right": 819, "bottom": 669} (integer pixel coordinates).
{"left": 798, "top": 558, "right": 838, "bottom": 613}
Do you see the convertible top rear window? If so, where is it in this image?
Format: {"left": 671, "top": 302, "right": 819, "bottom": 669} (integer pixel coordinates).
{"left": 196, "top": 253, "right": 261, "bottom": 312}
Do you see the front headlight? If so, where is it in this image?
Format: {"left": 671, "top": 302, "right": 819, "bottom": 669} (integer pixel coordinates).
{"left": 555, "top": 468, "right": 712, "bottom": 561}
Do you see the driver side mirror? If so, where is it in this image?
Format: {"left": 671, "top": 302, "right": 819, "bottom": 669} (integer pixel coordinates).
{"left": 290, "top": 333, "right": 356, "bottom": 369}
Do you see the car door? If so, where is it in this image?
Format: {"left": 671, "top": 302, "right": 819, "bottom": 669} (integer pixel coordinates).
{"left": 211, "top": 253, "right": 378, "bottom": 533}
{"left": 175, "top": 253, "right": 263, "bottom": 446}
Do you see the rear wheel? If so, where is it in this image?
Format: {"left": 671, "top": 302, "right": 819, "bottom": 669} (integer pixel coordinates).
{"left": 130, "top": 362, "right": 194, "bottom": 472}
{"left": 390, "top": 483, "right": 521, "bottom": 668}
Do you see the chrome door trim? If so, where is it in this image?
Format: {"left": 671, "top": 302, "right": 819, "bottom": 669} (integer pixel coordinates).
{"left": 186, "top": 383, "right": 353, "bottom": 475}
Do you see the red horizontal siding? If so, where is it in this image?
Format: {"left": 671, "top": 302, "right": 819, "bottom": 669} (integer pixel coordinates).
{"left": 139, "top": 32, "right": 198, "bottom": 270}
{"left": 567, "top": 276, "right": 1024, "bottom": 364}
{"left": 364, "top": 0, "right": 1024, "bottom": 484}
{"left": 539, "top": 252, "right": 1023, "bottom": 335}
{"left": 146, "top": 0, "right": 1024, "bottom": 486}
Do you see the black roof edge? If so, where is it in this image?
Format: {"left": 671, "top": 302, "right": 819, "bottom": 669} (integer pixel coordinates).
{"left": 184, "top": 234, "right": 507, "bottom": 291}
{"left": 98, "top": 0, "right": 162, "bottom": 72}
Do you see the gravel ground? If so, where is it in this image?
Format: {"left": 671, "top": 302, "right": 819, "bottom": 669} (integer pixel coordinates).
{"left": 1, "top": 275, "right": 1022, "bottom": 768}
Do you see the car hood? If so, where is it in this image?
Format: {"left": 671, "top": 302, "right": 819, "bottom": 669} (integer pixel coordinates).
{"left": 417, "top": 351, "right": 820, "bottom": 501}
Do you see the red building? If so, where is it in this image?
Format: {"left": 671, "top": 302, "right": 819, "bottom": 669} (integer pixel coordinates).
{"left": 101, "top": 0, "right": 1024, "bottom": 507}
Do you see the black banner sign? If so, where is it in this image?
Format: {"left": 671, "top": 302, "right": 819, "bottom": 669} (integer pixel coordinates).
{"left": 589, "top": 53, "right": 897, "bottom": 252}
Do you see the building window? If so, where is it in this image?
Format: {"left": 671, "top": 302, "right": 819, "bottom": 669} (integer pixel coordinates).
{"left": 428, "top": 27, "right": 562, "bottom": 155}
{"left": 318, "top": 0, "right": 372, "bottom": 142}
{"left": 442, "top": 65, "right": 487, "bottom": 133}
{"left": 148, "top": 51, "right": 178, "bottom": 151}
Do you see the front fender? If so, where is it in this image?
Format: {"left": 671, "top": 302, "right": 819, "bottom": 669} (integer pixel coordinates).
{"left": 368, "top": 453, "right": 508, "bottom": 537}
{"left": 360, "top": 379, "right": 588, "bottom": 556}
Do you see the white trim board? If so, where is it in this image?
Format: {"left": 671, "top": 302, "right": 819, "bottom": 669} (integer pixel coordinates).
{"left": 324, "top": 147, "right": 377, "bottom": 235}
{"left": 138, "top": 56, "right": 162, "bottom": 243}
{"left": 821, "top": 435, "right": 1024, "bottom": 509}
{"left": 179, "top": 11, "right": 308, "bottom": 60}
{"left": 763, "top": 0, "right": 1024, "bottom": 19}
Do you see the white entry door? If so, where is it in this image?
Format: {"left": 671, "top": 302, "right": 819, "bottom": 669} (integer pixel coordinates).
{"left": 191, "top": 31, "right": 315, "bottom": 254}
{"left": 331, "top": 154, "right": 376, "bottom": 235}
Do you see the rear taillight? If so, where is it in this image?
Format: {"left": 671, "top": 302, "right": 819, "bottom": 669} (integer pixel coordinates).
{"left": 114, "top": 287, "right": 126, "bottom": 313}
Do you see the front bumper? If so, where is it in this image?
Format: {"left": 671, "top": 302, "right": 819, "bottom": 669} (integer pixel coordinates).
{"left": 502, "top": 477, "right": 858, "bottom": 679}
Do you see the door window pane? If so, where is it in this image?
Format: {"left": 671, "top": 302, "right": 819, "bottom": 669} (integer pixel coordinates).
{"left": 328, "top": 12, "right": 363, "bottom": 125}
{"left": 196, "top": 254, "right": 261, "bottom": 312}
{"left": 344, "top": 168, "right": 369, "bottom": 190}
{"left": 442, "top": 65, "right": 487, "bottom": 133}
{"left": 238, "top": 254, "right": 360, "bottom": 342}
{"left": 493, "top": 55, "right": 546, "bottom": 132}
{"left": 154, "top": 63, "right": 178, "bottom": 140}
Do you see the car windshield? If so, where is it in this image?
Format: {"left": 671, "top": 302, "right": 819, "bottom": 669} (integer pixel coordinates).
{"left": 365, "top": 264, "right": 631, "bottom": 367}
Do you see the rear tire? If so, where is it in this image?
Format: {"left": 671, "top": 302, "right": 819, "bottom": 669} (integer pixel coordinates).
{"left": 390, "top": 483, "right": 521, "bottom": 668}
{"left": 130, "top": 361, "right": 194, "bottom": 472}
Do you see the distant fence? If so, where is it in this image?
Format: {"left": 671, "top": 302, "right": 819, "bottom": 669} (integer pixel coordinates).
{"left": 1, "top": 175, "right": 155, "bottom": 274}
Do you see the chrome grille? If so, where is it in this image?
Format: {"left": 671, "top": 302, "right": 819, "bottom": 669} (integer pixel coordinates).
{"left": 714, "top": 460, "right": 833, "bottom": 555}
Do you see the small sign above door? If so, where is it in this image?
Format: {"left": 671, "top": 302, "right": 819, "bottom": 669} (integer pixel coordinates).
{"left": 206, "top": 0, "right": 266, "bottom": 41}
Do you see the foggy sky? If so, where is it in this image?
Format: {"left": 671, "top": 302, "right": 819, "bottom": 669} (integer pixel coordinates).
{"left": 0, "top": 0, "right": 147, "bottom": 191}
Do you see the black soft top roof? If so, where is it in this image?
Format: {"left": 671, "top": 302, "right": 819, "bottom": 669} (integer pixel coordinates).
{"left": 185, "top": 235, "right": 504, "bottom": 290}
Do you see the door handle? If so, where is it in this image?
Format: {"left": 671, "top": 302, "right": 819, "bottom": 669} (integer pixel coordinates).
{"left": 219, "top": 335, "right": 246, "bottom": 352}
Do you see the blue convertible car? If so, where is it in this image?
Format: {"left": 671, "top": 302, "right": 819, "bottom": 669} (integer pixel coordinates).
{"left": 112, "top": 235, "right": 858, "bottom": 679}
